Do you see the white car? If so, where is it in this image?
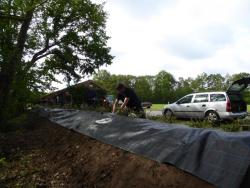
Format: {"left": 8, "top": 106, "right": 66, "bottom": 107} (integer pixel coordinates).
{"left": 163, "top": 77, "right": 250, "bottom": 122}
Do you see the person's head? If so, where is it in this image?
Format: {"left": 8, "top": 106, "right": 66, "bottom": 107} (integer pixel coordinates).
{"left": 116, "top": 83, "right": 126, "bottom": 94}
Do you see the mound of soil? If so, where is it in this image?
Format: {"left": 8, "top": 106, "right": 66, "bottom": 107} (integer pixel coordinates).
{"left": 0, "top": 114, "right": 214, "bottom": 188}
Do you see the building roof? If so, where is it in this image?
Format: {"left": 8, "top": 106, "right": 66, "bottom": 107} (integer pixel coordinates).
{"left": 41, "top": 80, "right": 105, "bottom": 99}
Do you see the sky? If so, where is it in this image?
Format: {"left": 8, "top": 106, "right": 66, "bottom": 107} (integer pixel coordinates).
{"left": 93, "top": 0, "right": 250, "bottom": 79}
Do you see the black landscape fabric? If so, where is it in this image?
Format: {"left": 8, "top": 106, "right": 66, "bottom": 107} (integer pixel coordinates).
{"left": 39, "top": 108, "right": 250, "bottom": 188}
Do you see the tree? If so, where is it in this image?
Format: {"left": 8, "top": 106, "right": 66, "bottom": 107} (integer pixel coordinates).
{"left": 175, "top": 77, "right": 193, "bottom": 100}
{"left": 190, "top": 73, "right": 208, "bottom": 92}
{"left": 154, "top": 71, "right": 176, "bottom": 103}
{"left": 206, "top": 74, "right": 225, "bottom": 91}
{"left": 134, "top": 76, "right": 153, "bottom": 102}
{"left": 0, "top": 0, "right": 113, "bottom": 120}
{"left": 94, "top": 71, "right": 156, "bottom": 102}
{"left": 229, "top": 73, "right": 250, "bottom": 83}
{"left": 93, "top": 70, "right": 115, "bottom": 95}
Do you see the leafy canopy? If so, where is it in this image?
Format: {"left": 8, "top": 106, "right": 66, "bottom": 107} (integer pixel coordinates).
{"left": 0, "top": 0, "right": 113, "bottom": 91}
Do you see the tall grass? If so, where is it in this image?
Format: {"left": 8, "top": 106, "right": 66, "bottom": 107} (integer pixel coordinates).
{"left": 147, "top": 115, "right": 247, "bottom": 132}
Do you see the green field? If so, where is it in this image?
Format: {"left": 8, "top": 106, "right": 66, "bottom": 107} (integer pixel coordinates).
{"left": 152, "top": 104, "right": 250, "bottom": 112}
{"left": 151, "top": 104, "right": 165, "bottom": 111}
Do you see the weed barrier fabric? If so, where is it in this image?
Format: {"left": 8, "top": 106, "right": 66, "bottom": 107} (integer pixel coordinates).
{"left": 39, "top": 108, "right": 250, "bottom": 188}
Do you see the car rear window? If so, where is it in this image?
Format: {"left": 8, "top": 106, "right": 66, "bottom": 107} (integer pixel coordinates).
{"left": 210, "top": 94, "right": 226, "bottom": 102}
{"left": 193, "top": 94, "right": 209, "bottom": 103}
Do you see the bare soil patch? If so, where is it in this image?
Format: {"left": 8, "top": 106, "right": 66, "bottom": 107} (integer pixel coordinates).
{"left": 0, "top": 115, "right": 214, "bottom": 188}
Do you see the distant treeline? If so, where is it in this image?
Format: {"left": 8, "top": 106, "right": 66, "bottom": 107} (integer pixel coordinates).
{"left": 94, "top": 70, "right": 250, "bottom": 104}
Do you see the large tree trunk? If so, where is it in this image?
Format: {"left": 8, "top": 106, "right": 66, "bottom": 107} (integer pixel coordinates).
{"left": 0, "top": 73, "right": 12, "bottom": 118}
{"left": 0, "top": 10, "right": 33, "bottom": 122}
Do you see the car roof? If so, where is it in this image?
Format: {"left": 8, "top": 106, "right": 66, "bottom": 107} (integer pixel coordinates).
{"left": 189, "top": 91, "right": 226, "bottom": 95}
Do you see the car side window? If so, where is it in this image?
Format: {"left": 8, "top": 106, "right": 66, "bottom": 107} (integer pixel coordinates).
{"left": 178, "top": 95, "right": 193, "bottom": 104}
{"left": 193, "top": 94, "right": 209, "bottom": 103}
{"left": 210, "top": 94, "right": 226, "bottom": 102}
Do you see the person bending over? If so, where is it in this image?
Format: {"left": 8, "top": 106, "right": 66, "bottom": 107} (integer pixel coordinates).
{"left": 112, "top": 83, "right": 144, "bottom": 118}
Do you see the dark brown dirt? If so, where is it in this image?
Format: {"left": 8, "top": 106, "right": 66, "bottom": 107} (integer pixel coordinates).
{"left": 0, "top": 115, "right": 214, "bottom": 188}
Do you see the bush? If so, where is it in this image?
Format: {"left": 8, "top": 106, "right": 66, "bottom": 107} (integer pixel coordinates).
{"left": 0, "top": 157, "right": 7, "bottom": 167}
{"left": 187, "top": 120, "right": 213, "bottom": 129}
{"left": 147, "top": 115, "right": 246, "bottom": 132}
{"left": 0, "top": 113, "right": 36, "bottom": 133}
{"left": 220, "top": 123, "right": 242, "bottom": 132}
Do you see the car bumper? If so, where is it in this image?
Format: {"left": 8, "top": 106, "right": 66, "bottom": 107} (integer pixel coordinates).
{"left": 218, "top": 112, "right": 248, "bottom": 119}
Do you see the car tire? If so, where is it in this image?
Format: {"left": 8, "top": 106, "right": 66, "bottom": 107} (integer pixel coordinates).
{"left": 206, "top": 111, "right": 220, "bottom": 124}
{"left": 164, "top": 109, "right": 173, "bottom": 120}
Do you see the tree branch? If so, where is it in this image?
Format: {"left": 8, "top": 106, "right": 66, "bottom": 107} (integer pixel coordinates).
{"left": 0, "top": 14, "right": 26, "bottom": 21}
{"left": 31, "top": 41, "right": 51, "bottom": 62}
{"left": 34, "top": 51, "right": 53, "bottom": 61}
{"left": 26, "top": 40, "right": 58, "bottom": 70}
{"left": 33, "top": 0, "right": 50, "bottom": 11}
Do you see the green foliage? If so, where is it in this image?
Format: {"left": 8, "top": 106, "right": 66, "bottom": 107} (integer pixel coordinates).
{"left": 187, "top": 120, "right": 213, "bottom": 129}
{"left": 220, "top": 123, "right": 242, "bottom": 132}
{"left": 0, "top": 113, "right": 29, "bottom": 132}
{"left": 147, "top": 114, "right": 246, "bottom": 132}
{"left": 175, "top": 77, "right": 193, "bottom": 100}
{"left": 0, "top": 157, "right": 7, "bottom": 167}
{"left": 147, "top": 115, "right": 173, "bottom": 123}
{"left": 0, "top": 0, "right": 112, "bottom": 120}
{"left": 94, "top": 70, "right": 250, "bottom": 104}
{"left": 134, "top": 76, "right": 153, "bottom": 102}
{"left": 154, "top": 71, "right": 176, "bottom": 103}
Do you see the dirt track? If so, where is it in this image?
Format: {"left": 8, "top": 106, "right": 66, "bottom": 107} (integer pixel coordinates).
{"left": 0, "top": 115, "right": 214, "bottom": 188}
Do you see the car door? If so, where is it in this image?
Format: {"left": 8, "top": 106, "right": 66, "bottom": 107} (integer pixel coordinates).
{"left": 173, "top": 95, "right": 194, "bottom": 118}
{"left": 187, "top": 94, "right": 209, "bottom": 118}
{"left": 210, "top": 93, "right": 227, "bottom": 113}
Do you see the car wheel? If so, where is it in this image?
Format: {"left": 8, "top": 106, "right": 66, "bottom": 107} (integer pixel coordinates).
{"left": 164, "top": 109, "right": 173, "bottom": 120}
{"left": 206, "top": 111, "right": 220, "bottom": 124}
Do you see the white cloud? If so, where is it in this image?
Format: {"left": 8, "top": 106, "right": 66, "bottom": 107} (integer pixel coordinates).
{"left": 95, "top": 0, "right": 250, "bottom": 79}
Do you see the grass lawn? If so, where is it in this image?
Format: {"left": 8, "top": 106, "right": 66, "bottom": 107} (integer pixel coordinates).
{"left": 151, "top": 104, "right": 165, "bottom": 111}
